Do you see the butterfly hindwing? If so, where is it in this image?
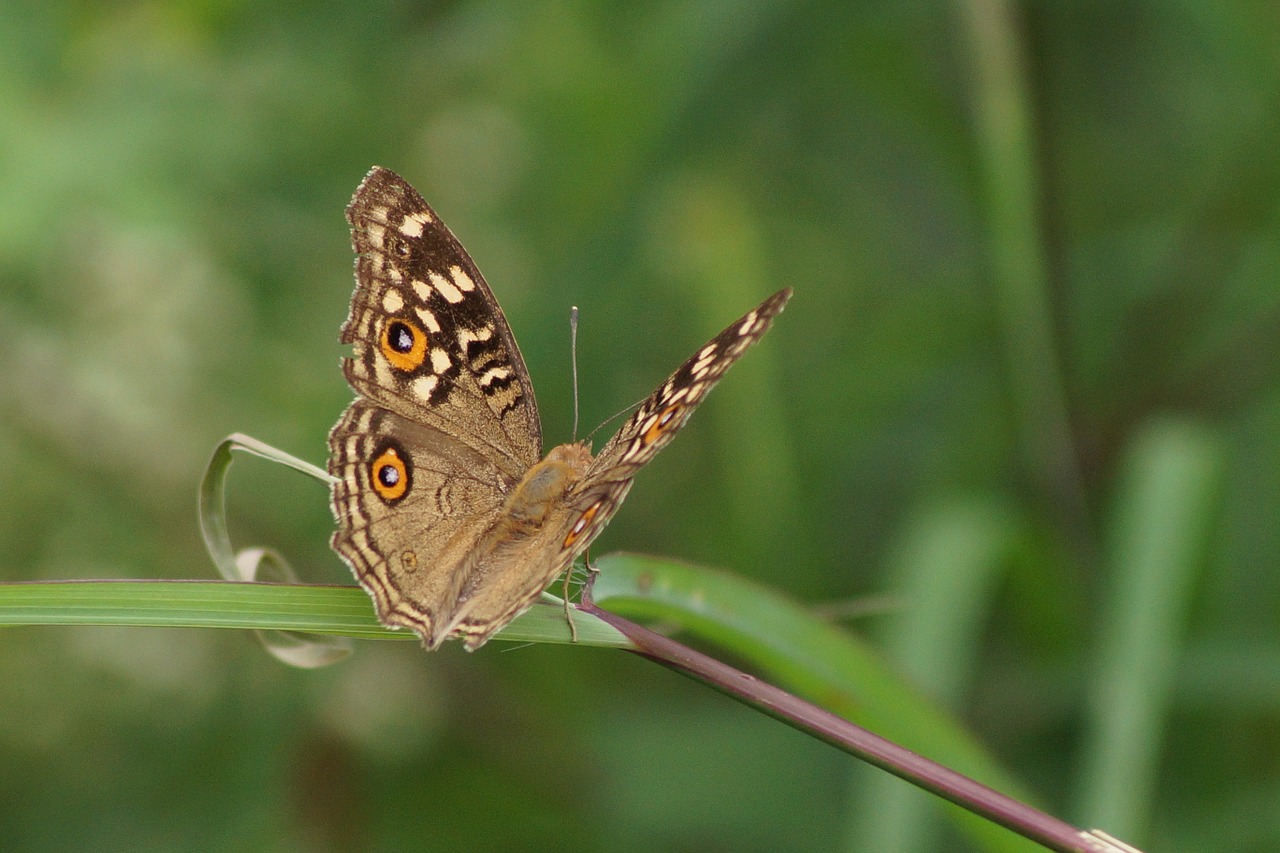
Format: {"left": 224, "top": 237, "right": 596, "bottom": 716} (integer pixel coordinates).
{"left": 328, "top": 400, "right": 510, "bottom": 642}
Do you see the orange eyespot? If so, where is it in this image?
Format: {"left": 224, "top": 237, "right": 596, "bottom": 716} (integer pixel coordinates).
{"left": 380, "top": 318, "right": 429, "bottom": 371}
{"left": 563, "top": 502, "right": 602, "bottom": 549}
{"left": 370, "top": 445, "right": 411, "bottom": 503}
{"left": 642, "top": 403, "right": 683, "bottom": 445}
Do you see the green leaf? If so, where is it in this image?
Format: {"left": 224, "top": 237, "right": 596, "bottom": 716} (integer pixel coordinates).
{"left": 590, "top": 552, "right": 1046, "bottom": 853}
{"left": 1075, "top": 419, "right": 1226, "bottom": 836}
{"left": 0, "top": 579, "right": 631, "bottom": 649}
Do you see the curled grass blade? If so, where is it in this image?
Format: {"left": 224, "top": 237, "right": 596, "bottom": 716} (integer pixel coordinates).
{"left": 199, "top": 433, "right": 352, "bottom": 665}
{"left": 199, "top": 433, "right": 335, "bottom": 583}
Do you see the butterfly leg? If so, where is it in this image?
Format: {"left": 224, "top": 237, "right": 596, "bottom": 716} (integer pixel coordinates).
{"left": 558, "top": 548, "right": 598, "bottom": 644}
{"left": 562, "top": 571, "right": 578, "bottom": 643}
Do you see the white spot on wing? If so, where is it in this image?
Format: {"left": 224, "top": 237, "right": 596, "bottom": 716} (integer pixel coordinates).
{"left": 411, "top": 279, "right": 433, "bottom": 302}
{"left": 375, "top": 359, "right": 395, "bottom": 387}
{"left": 415, "top": 307, "right": 442, "bottom": 334}
{"left": 457, "top": 326, "right": 494, "bottom": 346}
{"left": 450, "top": 265, "right": 477, "bottom": 292}
{"left": 622, "top": 437, "right": 646, "bottom": 462}
{"left": 411, "top": 375, "right": 439, "bottom": 400}
{"left": 430, "top": 347, "right": 451, "bottom": 375}
{"left": 478, "top": 365, "right": 511, "bottom": 387}
{"left": 691, "top": 346, "right": 718, "bottom": 376}
{"left": 382, "top": 289, "right": 405, "bottom": 313}
{"left": 399, "top": 211, "right": 432, "bottom": 238}
{"left": 430, "top": 271, "right": 464, "bottom": 303}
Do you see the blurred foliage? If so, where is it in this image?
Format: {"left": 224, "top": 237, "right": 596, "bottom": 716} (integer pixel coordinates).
{"left": 0, "top": 1, "right": 1277, "bottom": 851}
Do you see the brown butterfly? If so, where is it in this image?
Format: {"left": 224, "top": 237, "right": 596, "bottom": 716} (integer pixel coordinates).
{"left": 328, "top": 167, "right": 791, "bottom": 650}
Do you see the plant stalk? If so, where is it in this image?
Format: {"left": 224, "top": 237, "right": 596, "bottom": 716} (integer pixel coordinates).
{"left": 579, "top": 586, "right": 1138, "bottom": 853}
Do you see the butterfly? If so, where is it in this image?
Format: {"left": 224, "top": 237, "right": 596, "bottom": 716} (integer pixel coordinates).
{"left": 328, "top": 167, "right": 791, "bottom": 650}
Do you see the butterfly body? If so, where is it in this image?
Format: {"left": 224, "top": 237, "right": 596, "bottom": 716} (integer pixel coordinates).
{"left": 329, "top": 167, "right": 790, "bottom": 650}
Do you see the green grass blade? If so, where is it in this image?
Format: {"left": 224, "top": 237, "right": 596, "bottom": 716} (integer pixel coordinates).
{"left": 590, "top": 552, "right": 1046, "bottom": 853}
{"left": 0, "top": 580, "right": 631, "bottom": 648}
{"left": 1075, "top": 419, "right": 1225, "bottom": 837}
{"left": 954, "top": 0, "right": 1091, "bottom": 550}
{"left": 850, "top": 497, "right": 1019, "bottom": 851}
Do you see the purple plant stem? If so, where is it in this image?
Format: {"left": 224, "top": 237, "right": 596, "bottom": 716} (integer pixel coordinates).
{"left": 578, "top": 595, "right": 1103, "bottom": 853}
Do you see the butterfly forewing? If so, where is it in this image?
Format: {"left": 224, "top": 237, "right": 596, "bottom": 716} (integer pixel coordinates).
{"left": 584, "top": 288, "right": 793, "bottom": 486}
{"left": 342, "top": 167, "right": 542, "bottom": 473}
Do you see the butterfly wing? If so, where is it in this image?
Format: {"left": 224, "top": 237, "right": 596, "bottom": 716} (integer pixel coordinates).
{"left": 445, "top": 288, "right": 794, "bottom": 649}
{"left": 329, "top": 167, "right": 546, "bottom": 646}
{"left": 329, "top": 400, "right": 510, "bottom": 643}
{"left": 340, "top": 166, "right": 541, "bottom": 475}
{"left": 584, "top": 288, "right": 793, "bottom": 481}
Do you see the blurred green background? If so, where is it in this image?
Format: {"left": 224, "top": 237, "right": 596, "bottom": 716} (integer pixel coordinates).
{"left": 1, "top": 2, "right": 1277, "bottom": 851}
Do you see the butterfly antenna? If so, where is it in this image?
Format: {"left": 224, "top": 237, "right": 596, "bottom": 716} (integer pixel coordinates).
{"left": 570, "top": 305, "right": 581, "bottom": 441}
{"left": 584, "top": 395, "right": 648, "bottom": 445}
